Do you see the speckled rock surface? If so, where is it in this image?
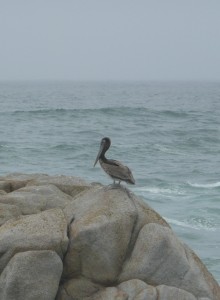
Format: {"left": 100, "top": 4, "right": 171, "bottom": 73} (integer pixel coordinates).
{"left": 0, "top": 250, "right": 62, "bottom": 300}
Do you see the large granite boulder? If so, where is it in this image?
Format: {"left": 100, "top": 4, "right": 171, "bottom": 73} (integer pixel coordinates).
{"left": 0, "top": 184, "right": 73, "bottom": 215}
{"left": 0, "top": 250, "right": 62, "bottom": 300}
{"left": 62, "top": 186, "right": 168, "bottom": 283}
{"left": 0, "top": 174, "right": 219, "bottom": 300}
{"left": 0, "top": 203, "right": 21, "bottom": 226}
{"left": 0, "top": 208, "right": 68, "bottom": 274}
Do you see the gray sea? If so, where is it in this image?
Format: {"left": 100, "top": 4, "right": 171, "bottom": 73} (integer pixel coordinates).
{"left": 0, "top": 81, "right": 220, "bottom": 283}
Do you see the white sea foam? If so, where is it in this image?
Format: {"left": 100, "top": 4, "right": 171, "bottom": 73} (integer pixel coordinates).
{"left": 188, "top": 182, "right": 220, "bottom": 188}
{"left": 165, "top": 217, "right": 216, "bottom": 232}
{"left": 154, "top": 144, "right": 185, "bottom": 156}
{"left": 134, "top": 186, "right": 184, "bottom": 195}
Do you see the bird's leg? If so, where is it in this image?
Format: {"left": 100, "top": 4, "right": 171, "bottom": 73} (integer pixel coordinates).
{"left": 110, "top": 179, "right": 121, "bottom": 188}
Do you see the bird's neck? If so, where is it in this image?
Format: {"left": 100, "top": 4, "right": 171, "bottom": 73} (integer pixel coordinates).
{"left": 99, "top": 153, "right": 108, "bottom": 163}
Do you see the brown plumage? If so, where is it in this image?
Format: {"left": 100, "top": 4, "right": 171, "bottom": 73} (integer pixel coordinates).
{"left": 94, "top": 137, "right": 135, "bottom": 185}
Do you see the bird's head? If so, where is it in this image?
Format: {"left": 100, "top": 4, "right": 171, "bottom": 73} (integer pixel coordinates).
{"left": 94, "top": 137, "right": 111, "bottom": 166}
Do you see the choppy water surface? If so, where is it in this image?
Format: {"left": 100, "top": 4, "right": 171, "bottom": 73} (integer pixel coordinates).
{"left": 0, "top": 81, "right": 220, "bottom": 282}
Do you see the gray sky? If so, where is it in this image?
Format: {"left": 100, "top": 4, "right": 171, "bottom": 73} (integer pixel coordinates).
{"left": 0, "top": 0, "right": 220, "bottom": 81}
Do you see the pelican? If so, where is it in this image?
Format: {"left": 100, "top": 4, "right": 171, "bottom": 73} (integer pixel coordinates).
{"left": 94, "top": 137, "right": 135, "bottom": 185}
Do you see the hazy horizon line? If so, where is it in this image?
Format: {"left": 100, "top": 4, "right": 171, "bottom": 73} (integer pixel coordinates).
{"left": 1, "top": 78, "right": 220, "bottom": 83}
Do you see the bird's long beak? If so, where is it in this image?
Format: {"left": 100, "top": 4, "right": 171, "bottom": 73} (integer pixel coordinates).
{"left": 94, "top": 143, "right": 104, "bottom": 167}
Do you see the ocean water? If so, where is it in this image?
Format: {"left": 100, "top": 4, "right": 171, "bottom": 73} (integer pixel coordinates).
{"left": 0, "top": 80, "right": 220, "bottom": 283}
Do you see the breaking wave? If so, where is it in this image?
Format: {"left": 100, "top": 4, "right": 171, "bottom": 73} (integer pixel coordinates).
{"left": 188, "top": 182, "right": 220, "bottom": 189}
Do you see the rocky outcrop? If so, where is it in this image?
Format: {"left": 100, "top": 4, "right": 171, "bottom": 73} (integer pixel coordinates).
{"left": 0, "top": 173, "right": 219, "bottom": 300}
